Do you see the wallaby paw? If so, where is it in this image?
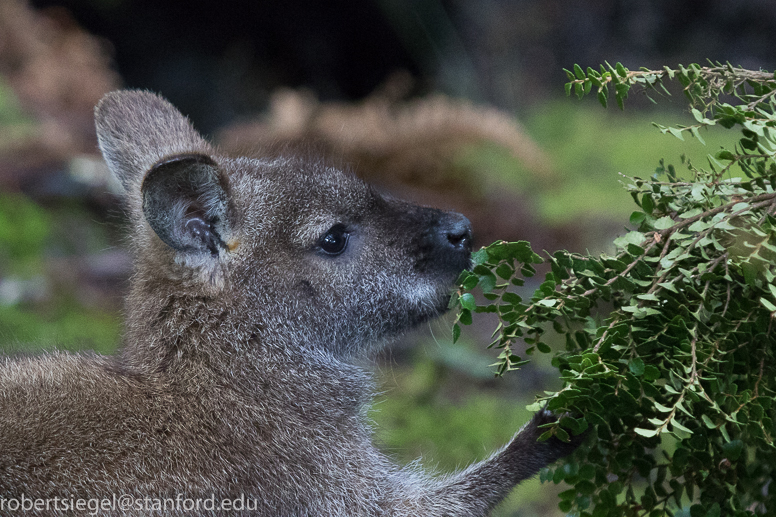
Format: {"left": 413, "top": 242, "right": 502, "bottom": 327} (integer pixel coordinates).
{"left": 523, "top": 409, "right": 587, "bottom": 463}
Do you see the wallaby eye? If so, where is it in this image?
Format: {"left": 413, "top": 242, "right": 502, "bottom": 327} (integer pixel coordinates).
{"left": 319, "top": 224, "right": 350, "bottom": 255}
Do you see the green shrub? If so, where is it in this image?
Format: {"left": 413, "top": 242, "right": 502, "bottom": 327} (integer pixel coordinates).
{"left": 453, "top": 62, "right": 776, "bottom": 516}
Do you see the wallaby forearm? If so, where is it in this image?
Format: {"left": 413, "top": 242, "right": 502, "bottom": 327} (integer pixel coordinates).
{"left": 393, "top": 410, "right": 578, "bottom": 516}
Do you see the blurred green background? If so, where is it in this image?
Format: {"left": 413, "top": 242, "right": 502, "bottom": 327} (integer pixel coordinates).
{"left": 1, "top": 1, "right": 774, "bottom": 514}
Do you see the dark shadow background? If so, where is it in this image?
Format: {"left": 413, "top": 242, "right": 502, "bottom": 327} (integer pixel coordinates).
{"left": 30, "top": 0, "right": 776, "bottom": 132}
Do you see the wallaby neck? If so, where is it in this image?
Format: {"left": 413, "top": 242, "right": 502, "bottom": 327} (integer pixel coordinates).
{"left": 119, "top": 279, "right": 374, "bottom": 410}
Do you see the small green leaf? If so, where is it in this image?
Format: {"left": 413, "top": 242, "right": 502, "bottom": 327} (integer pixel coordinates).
{"left": 526, "top": 401, "right": 543, "bottom": 412}
{"left": 688, "top": 219, "right": 711, "bottom": 232}
{"left": 478, "top": 273, "right": 497, "bottom": 293}
{"left": 460, "top": 272, "right": 479, "bottom": 290}
{"left": 671, "top": 418, "right": 693, "bottom": 434}
{"left": 574, "top": 63, "right": 585, "bottom": 80}
{"left": 691, "top": 126, "right": 705, "bottom": 145}
{"left": 495, "top": 263, "right": 514, "bottom": 280}
{"left": 630, "top": 211, "right": 646, "bottom": 226}
{"left": 614, "top": 231, "right": 646, "bottom": 249}
{"left": 722, "top": 439, "right": 744, "bottom": 461}
{"left": 653, "top": 216, "right": 675, "bottom": 230}
{"left": 701, "top": 414, "right": 716, "bottom": 429}
{"left": 668, "top": 127, "right": 685, "bottom": 141}
{"left": 679, "top": 207, "right": 703, "bottom": 219}
{"left": 760, "top": 297, "right": 776, "bottom": 312}
{"left": 629, "top": 357, "right": 646, "bottom": 376}
{"left": 574, "top": 81, "right": 584, "bottom": 100}
{"left": 597, "top": 89, "right": 608, "bottom": 108}
{"left": 642, "top": 193, "right": 654, "bottom": 213}
{"left": 644, "top": 365, "right": 661, "bottom": 381}
{"left": 538, "top": 430, "right": 554, "bottom": 442}
{"left": 471, "top": 249, "right": 489, "bottom": 266}
{"left": 706, "top": 503, "right": 721, "bottom": 517}
{"left": 578, "top": 464, "right": 596, "bottom": 480}
{"left": 575, "top": 479, "right": 596, "bottom": 495}
{"left": 558, "top": 488, "right": 576, "bottom": 501}
{"left": 459, "top": 293, "right": 476, "bottom": 311}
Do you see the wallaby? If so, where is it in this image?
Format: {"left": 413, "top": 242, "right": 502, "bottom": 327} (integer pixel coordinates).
{"left": 0, "top": 90, "right": 579, "bottom": 516}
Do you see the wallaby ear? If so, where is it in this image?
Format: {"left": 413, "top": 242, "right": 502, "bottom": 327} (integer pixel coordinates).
{"left": 95, "top": 90, "right": 232, "bottom": 258}
{"left": 142, "top": 153, "right": 230, "bottom": 256}
{"left": 95, "top": 90, "right": 214, "bottom": 198}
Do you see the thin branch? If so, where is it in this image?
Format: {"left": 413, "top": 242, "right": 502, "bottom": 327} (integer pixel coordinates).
{"left": 657, "top": 192, "right": 776, "bottom": 238}
{"left": 582, "top": 238, "right": 658, "bottom": 298}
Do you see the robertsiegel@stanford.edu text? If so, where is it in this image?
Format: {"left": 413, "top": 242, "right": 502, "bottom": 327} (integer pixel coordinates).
{"left": 0, "top": 493, "right": 262, "bottom": 514}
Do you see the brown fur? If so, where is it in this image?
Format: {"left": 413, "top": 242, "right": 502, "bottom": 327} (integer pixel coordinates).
{"left": 0, "top": 90, "right": 578, "bottom": 516}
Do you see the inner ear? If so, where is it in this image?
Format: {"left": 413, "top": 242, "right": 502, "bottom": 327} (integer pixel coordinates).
{"left": 142, "top": 153, "right": 230, "bottom": 256}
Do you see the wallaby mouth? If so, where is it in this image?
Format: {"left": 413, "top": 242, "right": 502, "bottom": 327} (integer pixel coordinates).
{"left": 420, "top": 210, "right": 474, "bottom": 319}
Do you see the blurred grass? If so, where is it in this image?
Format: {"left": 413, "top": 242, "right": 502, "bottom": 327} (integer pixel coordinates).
{"left": 0, "top": 192, "right": 50, "bottom": 275}
{"left": 0, "top": 192, "right": 121, "bottom": 353}
{"left": 0, "top": 302, "right": 121, "bottom": 353}
{"left": 525, "top": 100, "right": 740, "bottom": 225}
{"left": 374, "top": 355, "right": 528, "bottom": 466}
{"left": 464, "top": 98, "right": 741, "bottom": 226}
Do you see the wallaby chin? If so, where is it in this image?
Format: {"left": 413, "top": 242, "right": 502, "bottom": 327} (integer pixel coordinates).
{"left": 0, "top": 89, "right": 580, "bottom": 516}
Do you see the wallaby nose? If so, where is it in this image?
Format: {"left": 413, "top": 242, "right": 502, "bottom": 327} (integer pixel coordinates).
{"left": 414, "top": 208, "right": 473, "bottom": 275}
{"left": 442, "top": 213, "right": 473, "bottom": 253}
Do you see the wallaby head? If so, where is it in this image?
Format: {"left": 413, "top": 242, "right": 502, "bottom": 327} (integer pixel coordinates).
{"left": 96, "top": 90, "right": 472, "bottom": 365}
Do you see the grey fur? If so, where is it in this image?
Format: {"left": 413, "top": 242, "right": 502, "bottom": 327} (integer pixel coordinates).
{"left": 0, "top": 90, "right": 579, "bottom": 516}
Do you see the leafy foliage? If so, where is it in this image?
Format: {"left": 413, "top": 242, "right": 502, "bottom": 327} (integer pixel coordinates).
{"left": 452, "top": 63, "right": 776, "bottom": 516}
